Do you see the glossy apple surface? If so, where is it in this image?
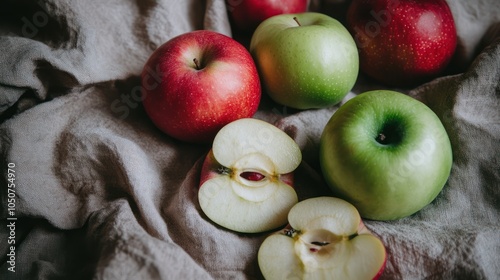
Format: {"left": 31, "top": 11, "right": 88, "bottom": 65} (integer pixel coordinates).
{"left": 141, "top": 30, "right": 261, "bottom": 143}
{"left": 250, "top": 12, "right": 359, "bottom": 109}
{"left": 227, "top": 0, "right": 308, "bottom": 32}
{"left": 320, "top": 90, "right": 453, "bottom": 220}
{"left": 258, "top": 197, "right": 386, "bottom": 279}
{"left": 198, "top": 118, "right": 302, "bottom": 233}
{"left": 347, "top": 0, "right": 457, "bottom": 87}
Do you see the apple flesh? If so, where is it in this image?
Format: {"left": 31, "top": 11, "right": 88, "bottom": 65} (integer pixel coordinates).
{"left": 258, "top": 197, "right": 386, "bottom": 280}
{"left": 346, "top": 0, "right": 457, "bottom": 87}
{"left": 141, "top": 30, "right": 261, "bottom": 143}
{"left": 320, "top": 90, "right": 453, "bottom": 220}
{"left": 198, "top": 118, "right": 302, "bottom": 233}
{"left": 226, "top": 0, "right": 308, "bottom": 32}
{"left": 250, "top": 12, "right": 359, "bottom": 109}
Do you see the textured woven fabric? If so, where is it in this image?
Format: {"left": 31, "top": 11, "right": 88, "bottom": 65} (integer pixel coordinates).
{"left": 1, "top": 0, "right": 499, "bottom": 279}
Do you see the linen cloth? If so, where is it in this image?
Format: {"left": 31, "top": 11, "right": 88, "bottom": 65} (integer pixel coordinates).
{"left": 1, "top": 0, "right": 499, "bottom": 279}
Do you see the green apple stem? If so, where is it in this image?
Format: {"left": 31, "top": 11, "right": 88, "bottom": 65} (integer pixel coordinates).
{"left": 293, "top": 17, "right": 301, "bottom": 26}
{"left": 193, "top": 58, "right": 201, "bottom": 70}
{"left": 376, "top": 133, "right": 388, "bottom": 144}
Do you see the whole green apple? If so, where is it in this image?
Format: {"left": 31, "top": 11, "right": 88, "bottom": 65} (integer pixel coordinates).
{"left": 320, "top": 90, "right": 453, "bottom": 220}
{"left": 250, "top": 12, "right": 359, "bottom": 109}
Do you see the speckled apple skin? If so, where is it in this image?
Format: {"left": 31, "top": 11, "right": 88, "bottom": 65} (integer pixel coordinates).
{"left": 347, "top": 0, "right": 457, "bottom": 87}
{"left": 228, "top": 0, "right": 308, "bottom": 32}
{"left": 250, "top": 12, "right": 359, "bottom": 109}
{"left": 141, "top": 30, "right": 261, "bottom": 143}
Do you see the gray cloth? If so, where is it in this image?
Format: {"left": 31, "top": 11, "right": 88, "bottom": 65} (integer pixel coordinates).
{"left": 1, "top": 0, "right": 499, "bottom": 279}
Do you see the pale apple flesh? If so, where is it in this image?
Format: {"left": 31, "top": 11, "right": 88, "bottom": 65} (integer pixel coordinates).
{"left": 258, "top": 197, "right": 386, "bottom": 280}
{"left": 198, "top": 118, "right": 301, "bottom": 233}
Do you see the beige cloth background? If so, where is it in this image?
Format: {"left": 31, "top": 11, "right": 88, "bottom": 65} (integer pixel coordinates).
{"left": 1, "top": 0, "right": 499, "bottom": 279}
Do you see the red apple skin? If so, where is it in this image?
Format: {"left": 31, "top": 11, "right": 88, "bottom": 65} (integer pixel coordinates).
{"left": 356, "top": 220, "right": 386, "bottom": 280}
{"left": 347, "top": 0, "right": 457, "bottom": 87}
{"left": 372, "top": 251, "right": 387, "bottom": 280}
{"left": 141, "top": 30, "right": 261, "bottom": 143}
{"left": 199, "top": 150, "right": 295, "bottom": 189}
{"left": 226, "top": 0, "right": 308, "bottom": 32}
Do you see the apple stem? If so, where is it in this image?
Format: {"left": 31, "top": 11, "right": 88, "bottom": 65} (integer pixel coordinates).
{"left": 293, "top": 17, "right": 301, "bottom": 26}
{"left": 377, "top": 133, "right": 387, "bottom": 144}
{"left": 193, "top": 58, "right": 201, "bottom": 70}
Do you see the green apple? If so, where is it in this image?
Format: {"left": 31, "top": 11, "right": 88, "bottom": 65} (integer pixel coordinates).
{"left": 320, "top": 90, "right": 453, "bottom": 220}
{"left": 249, "top": 12, "right": 359, "bottom": 110}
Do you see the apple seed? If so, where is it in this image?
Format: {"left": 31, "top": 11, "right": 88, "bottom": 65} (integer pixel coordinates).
{"left": 240, "top": 171, "right": 266, "bottom": 181}
{"left": 309, "top": 241, "right": 330, "bottom": 253}
{"left": 311, "top": 241, "right": 330, "bottom": 246}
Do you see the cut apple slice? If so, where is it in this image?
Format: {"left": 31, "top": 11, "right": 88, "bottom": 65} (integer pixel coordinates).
{"left": 258, "top": 197, "right": 386, "bottom": 279}
{"left": 198, "top": 118, "right": 302, "bottom": 233}
{"left": 212, "top": 118, "right": 301, "bottom": 174}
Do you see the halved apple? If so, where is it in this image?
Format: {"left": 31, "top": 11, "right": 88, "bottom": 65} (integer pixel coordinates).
{"left": 258, "top": 197, "right": 386, "bottom": 279}
{"left": 198, "top": 118, "right": 302, "bottom": 233}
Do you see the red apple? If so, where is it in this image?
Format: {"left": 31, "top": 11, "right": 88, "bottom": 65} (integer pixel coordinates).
{"left": 141, "top": 30, "right": 261, "bottom": 143}
{"left": 198, "top": 118, "right": 302, "bottom": 233}
{"left": 346, "top": 0, "right": 457, "bottom": 87}
{"left": 226, "top": 0, "right": 308, "bottom": 32}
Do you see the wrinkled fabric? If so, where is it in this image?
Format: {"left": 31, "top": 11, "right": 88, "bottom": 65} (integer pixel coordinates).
{"left": 1, "top": 0, "right": 499, "bottom": 279}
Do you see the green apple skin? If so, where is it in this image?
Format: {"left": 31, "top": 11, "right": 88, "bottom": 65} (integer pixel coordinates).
{"left": 320, "top": 90, "right": 453, "bottom": 220}
{"left": 250, "top": 12, "right": 359, "bottom": 109}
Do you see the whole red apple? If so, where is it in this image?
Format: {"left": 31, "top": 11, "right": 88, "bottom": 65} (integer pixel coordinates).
{"left": 141, "top": 30, "right": 261, "bottom": 143}
{"left": 347, "top": 0, "right": 457, "bottom": 87}
{"left": 226, "top": 0, "right": 308, "bottom": 32}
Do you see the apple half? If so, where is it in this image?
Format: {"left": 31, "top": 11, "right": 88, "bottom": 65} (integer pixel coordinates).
{"left": 258, "top": 197, "right": 386, "bottom": 280}
{"left": 198, "top": 118, "right": 302, "bottom": 233}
